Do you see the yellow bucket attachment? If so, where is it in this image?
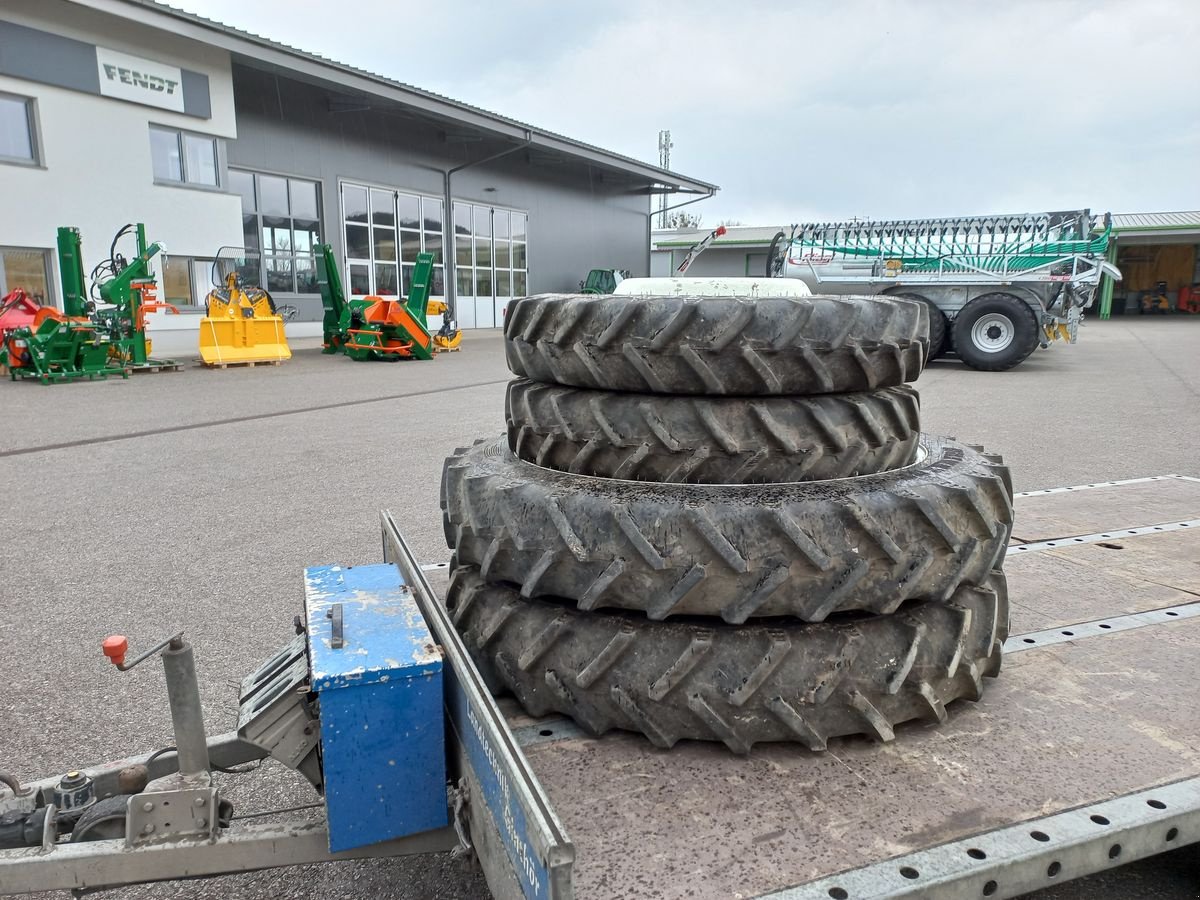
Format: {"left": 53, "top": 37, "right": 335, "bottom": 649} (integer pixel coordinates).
{"left": 199, "top": 284, "right": 291, "bottom": 366}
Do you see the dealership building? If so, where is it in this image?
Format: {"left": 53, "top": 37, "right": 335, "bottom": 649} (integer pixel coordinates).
{"left": 0, "top": 0, "right": 714, "bottom": 344}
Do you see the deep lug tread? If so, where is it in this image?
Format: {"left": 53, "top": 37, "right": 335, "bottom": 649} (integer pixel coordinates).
{"left": 443, "top": 435, "right": 1013, "bottom": 622}
{"left": 447, "top": 567, "right": 1007, "bottom": 754}
{"left": 505, "top": 380, "right": 922, "bottom": 485}
{"left": 504, "top": 294, "right": 928, "bottom": 395}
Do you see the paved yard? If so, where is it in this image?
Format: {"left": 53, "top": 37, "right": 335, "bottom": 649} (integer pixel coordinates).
{"left": 1, "top": 317, "right": 1197, "bottom": 898}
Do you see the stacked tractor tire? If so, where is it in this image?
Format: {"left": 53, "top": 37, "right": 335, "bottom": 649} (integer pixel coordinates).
{"left": 441, "top": 294, "right": 1014, "bottom": 754}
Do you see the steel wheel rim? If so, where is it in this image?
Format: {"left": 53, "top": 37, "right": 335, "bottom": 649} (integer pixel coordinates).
{"left": 971, "top": 312, "right": 1015, "bottom": 353}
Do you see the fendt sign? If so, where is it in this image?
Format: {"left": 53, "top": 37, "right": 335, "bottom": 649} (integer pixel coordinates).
{"left": 96, "top": 47, "right": 185, "bottom": 113}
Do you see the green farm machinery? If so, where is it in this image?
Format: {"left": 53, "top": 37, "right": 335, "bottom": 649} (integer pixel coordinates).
{"left": 316, "top": 244, "right": 458, "bottom": 360}
{"left": 765, "top": 210, "right": 1122, "bottom": 371}
{"left": 1, "top": 224, "right": 180, "bottom": 384}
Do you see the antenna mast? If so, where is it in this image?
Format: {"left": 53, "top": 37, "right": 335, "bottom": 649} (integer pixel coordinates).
{"left": 657, "top": 129, "right": 673, "bottom": 228}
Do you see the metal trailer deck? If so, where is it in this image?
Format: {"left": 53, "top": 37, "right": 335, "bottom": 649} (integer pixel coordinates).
{"left": 399, "top": 475, "right": 1200, "bottom": 900}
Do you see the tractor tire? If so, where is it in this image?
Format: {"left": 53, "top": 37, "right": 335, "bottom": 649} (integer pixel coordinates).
{"left": 894, "top": 292, "right": 947, "bottom": 360}
{"left": 442, "top": 436, "right": 1013, "bottom": 623}
{"left": 446, "top": 566, "right": 1007, "bottom": 754}
{"left": 952, "top": 293, "right": 1040, "bottom": 372}
{"left": 504, "top": 294, "right": 928, "bottom": 396}
{"left": 506, "top": 378, "right": 921, "bottom": 484}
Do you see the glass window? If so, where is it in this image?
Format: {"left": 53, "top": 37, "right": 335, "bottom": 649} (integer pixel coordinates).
{"left": 456, "top": 237, "right": 472, "bottom": 268}
{"left": 496, "top": 269, "right": 511, "bottom": 298}
{"left": 457, "top": 269, "right": 473, "bottom": 297}
{"left": 242, "top": 215, "right": 260, "bottom": 252}
{"left": 375, "top": 263, "right": 399, "bottom": 296}
{"left": 494, "top": 240, "right": 510, "bottom": 270}
{"left": 475, "top": 268, "right": 493, "bottom": 297}
{"left": 0, "top": 95, "right": 35, "bottom": 163}
{"left": 265, "top": 256, "right": 293, "bottom": 293}
{"left": 454, "top": 202, "right": 472, "bottom": 236}
{"left": 151, "top": 127, "right": 221, "bottom": 186}
{"left": 512, "top": 213, "right": 527, "bottom": 242}
{"left": 494, "top": 211, "right": 510, "bottom": 241}
{"left": 474, "top": 208, "right": 492, "bottom": 238}
{"left": 423, "top": 198, "right": 443, "bottom": 233}
{"left": 0, "top": 247, "right": 52, "bottom": 305}
{"left": 342, "top": 184, "right": 369, "bottom": 223}
{"left": 513, "top": 270, "right": 527, "bottom": 297}
{"left": 424, "top": 234, "right": 443, "bottom": 266}
{"left": 290, "top": 179, "right": 319, "bottom": 219}
{"left": 261, "top": 216, "right": 292, "bottom": 254}
{"left": 371, "top": 189, "right": 395, "bottom": 227}
{"left": 293, "top": 219, "right": 320, "bottom": 254}
{"left": 373, "top": 229, "right": 396, "bottom": 262}
{"left": 258, "top": 175, "right": 289, "bottom": 216}
{"left": 476, "top": 236, "right": 492, "bottom": 270}
{"left": 513, "top": 242, "right": 527, "bottom": 269}
{"left": 345, "top": 224, "right": 370, "bottom": 260}
{"left": 348, "top": 264, "right": 370, "bottom": 295}
{"left": 232, "top": 171, "right": 323, "bottom": 293}
{"left": 229, "top": 170, "right": 255, "bottom": 210}
{"left": 397, "top": 194, "right": 420, "bottom": 230}
{"left": 400, "top": 231, "right": 421, "bottom": 262}
{"left": 161, "top": 256, "right": 193, "bottom": 306}
{"left": 149, "top": 128, "right": 182, "bottom": 182}
{"left": 183, "top": 133, "right": 217, "bottom": 186}
{"left": 295, "top": 255, "right": 317, "bottom": 294}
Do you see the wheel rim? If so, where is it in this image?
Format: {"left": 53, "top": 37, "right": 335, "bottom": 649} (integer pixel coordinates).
{"left": 971, "top": 312, "right": 1015, "bottom": 353}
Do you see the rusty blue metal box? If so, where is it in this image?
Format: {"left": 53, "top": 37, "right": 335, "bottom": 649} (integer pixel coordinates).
{"left": 304, "top": 563, "right": 447, "bottom": 852}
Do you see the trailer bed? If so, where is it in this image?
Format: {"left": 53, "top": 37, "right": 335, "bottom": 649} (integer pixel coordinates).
{"left": 416, "top": 475, "right": 1200, "bottom": 899}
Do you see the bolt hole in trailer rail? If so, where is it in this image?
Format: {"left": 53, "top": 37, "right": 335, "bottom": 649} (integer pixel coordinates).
{"left": 3, "top": 475, "right": 1200, "bottom": 898}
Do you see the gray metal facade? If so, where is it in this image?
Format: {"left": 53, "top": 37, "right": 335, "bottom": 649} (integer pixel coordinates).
{"left": 229, "top": 64, "right": 658, "bottom": 321}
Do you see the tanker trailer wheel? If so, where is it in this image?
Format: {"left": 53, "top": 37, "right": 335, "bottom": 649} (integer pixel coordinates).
{"left": 952, "top": 293, "right": 1039, "bottom": 372}
{"left": 446, "top": 566, "right": 1007, "bottom": 754}
{"left": 893, "top": 292, "right": 948, "bottom": 360}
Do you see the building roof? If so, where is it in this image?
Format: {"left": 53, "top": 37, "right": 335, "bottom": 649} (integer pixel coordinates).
{"left": 78, "top": 0, "right": 717, "bottom": 196}
{"left": 1111, "top": 211, "right": 1200, "bottom": 233}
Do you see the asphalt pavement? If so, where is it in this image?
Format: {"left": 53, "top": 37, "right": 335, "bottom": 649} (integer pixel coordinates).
{"left": 1, "top": 317, "right": 1198, "bottom": 899}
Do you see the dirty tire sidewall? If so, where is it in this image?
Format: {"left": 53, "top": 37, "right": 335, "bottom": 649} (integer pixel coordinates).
{"left": 441, "top": 435, "right": 1013, "bottom": 623}
{"left": 952, "top": 293, "right": 1039, "bottom": 371}
{"left": 894, "top": 292, "right": 947, "bottom": 360}
{"left": 506, "top": 379, "right": 921, "bottom": 484}
{"left": 446, "top": 566, "right": 1007, "bottom": 754}
{"left": 504, "top": 294, "right": 928, "bottom": 395}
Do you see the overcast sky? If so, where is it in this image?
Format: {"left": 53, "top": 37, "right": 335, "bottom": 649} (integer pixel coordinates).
{"left": 178, "top": 0, "right": 1200, "bottom": 225}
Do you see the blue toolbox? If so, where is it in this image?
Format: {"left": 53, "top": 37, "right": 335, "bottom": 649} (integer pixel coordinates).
{"left": 304, "top": 563, "right": 447, "bottom": 852}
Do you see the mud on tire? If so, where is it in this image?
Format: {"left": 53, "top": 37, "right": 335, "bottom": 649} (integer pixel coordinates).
{"left": 446, "top": 566, "right": 1007, "bottom": 754}
{"left": 506, "top": 379, "right": 921, "bottom": 484}
{"left": 504, "top": 294, "right": 929, "bottom": 395}
{"left": 442, "top": 436, "right": 1013, "bottom": 623}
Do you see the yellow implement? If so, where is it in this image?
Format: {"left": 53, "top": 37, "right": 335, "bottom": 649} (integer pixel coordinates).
{"left": 200, "top": 274, "right": 291, "bottom": 367}
{"left": 427, "top": 299, "right": 463, "bottom": 353}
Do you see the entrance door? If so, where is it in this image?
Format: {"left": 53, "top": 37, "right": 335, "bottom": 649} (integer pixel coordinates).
{"left": 452, "top": 202, "right": 528, "bottom": 329}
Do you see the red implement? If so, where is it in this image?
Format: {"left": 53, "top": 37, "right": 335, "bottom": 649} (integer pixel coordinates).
{"left": 0, "top": 289, "right": 41, "bottom": 339}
